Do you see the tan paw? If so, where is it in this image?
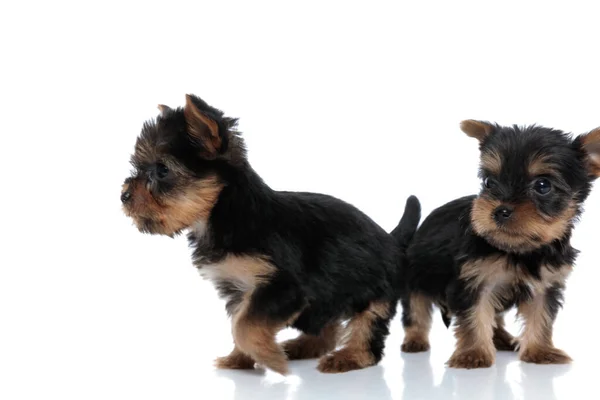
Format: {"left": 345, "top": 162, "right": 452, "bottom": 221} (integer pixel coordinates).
{"left": 260, "top": 358, "right": 289, "bottom": 375}
{"left": 317, "top": 349, "right": 374, "bottom": 374}
{"left": 447, "top": 349, "right": 494, "bottom": 369}
{"left": 520, "top": 347, "right": 572, "bottom": 365}
{"left": 214, "top": 351, "right": 255, "bottom": 370}
{"left": 401, "top": 339, "right": 430, "bottom": 353}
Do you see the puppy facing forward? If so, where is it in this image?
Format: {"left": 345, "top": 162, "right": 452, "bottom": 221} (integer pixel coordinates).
{"left": 400, "top": 120, "right": 600, "bottom": 369}
{"left": 121, "top": 94, "right": 421, "bottom": 374}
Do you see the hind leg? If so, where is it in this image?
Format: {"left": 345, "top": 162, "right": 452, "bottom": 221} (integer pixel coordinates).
{"left": 318, "top": 301, "right": 395, "bottom": 373}
{"left": 401, "top": 293, "right": 433, "bottom": 353}
{"left": 282, "top": 321, "right": 341, "bottom": 360}
{"left": 493, "top": 314, "right": 518, "bottom": 352}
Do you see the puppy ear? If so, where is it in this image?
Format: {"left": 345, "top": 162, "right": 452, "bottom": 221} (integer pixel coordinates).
{"left": 157, "top": 104, "right": 172, "bottom": 116}
{"left": 184, "top": 94, "right": 221, "bottom": 157}
{"left": 460, "top": 120, "right": 495, "bottom": 142}
{"left": 579, "top": 127, "right": 600, "bottom": 177}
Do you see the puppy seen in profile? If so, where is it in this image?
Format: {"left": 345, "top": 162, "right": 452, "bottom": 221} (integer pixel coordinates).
{"left": 401, "top": 120, "right": 600, "bottom": 368}
{"left": 121, "top": 94, "right": 421, "bottom": 374}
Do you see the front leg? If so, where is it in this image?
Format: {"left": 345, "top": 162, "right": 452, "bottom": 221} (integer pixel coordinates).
{"left": 518, "top": 284, "right": 572, "bottom": 364}
{"left": 447, "top": 281, "right": 497, "bottom": 369}
{"left": 232, "top": 273, "right": 306, "bottom": 375}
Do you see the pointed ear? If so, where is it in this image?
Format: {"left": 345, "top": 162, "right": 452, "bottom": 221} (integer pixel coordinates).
{"left": 157, "top": 104, "right": 172, "bottom": 116}
{"left": 460, "top": 120, "right": 495, "bottom": 142}
{"left": 183, "top": 94, "right": 221, "bottom": 157}
{"left": 579, "top": 127, "right": 600, "bottom": 177}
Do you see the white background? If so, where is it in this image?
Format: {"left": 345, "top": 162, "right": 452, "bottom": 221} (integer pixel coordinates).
{"left": 1, "top": 1, "right": 599, "bottom": 399}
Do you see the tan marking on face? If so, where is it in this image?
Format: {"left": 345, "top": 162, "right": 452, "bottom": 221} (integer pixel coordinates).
{"left": 480, "top": 150, "right": 502, "bottom": 175}
{"left": 123, "top": 175, "right": 224, "bottom": 236}
{"left": 160, "top": 176, "right": 224, "bottom": 230}
{"left": 134, "top": 135, "right": 159, "bottom": 164}
{"left": 471, "top": 198, "right": 576, "bottom": 252}
{"left": 121, "top": 178, "right": 164, "bottom": 221}
{"left": 513, "top": 201, "right": 576, "bottom": 245}
{"left": 527, "top": 155, "right": 559, "bottom": 177}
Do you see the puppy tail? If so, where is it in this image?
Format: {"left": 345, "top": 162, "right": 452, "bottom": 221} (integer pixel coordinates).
{"left": 391, "top": 195, "right": 421, "bottom": 251}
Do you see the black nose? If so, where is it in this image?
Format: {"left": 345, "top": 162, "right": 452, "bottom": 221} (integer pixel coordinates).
{"left": 121, "top": 191, "right": 132, "bottom": 203}
{"left": 493, "top": 206, "right": 513, "bottom": 224}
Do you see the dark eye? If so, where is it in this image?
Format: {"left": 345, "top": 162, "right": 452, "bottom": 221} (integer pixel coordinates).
{"left": 156, "top": 163, "right": 169, "bottom": 179}
{"left": 533, "top": 178, "right": 552, "bottom": 195}
{"left": 484, "top": 177, "right": 496, "bottom": 189}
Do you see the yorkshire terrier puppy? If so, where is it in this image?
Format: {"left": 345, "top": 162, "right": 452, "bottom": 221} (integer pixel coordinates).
{"left": 400, "top": 120, "right": 600, "bottom": 369}
{"left": 121, "top": 94, "right": 421, "bottom": 374}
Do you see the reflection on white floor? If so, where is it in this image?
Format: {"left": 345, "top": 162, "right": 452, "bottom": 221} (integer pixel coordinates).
{"left": 205, "top": 310, "right": 583, "bottom": 400}
{"left": 210, "top": 350, "right": 574, "bottom": 400}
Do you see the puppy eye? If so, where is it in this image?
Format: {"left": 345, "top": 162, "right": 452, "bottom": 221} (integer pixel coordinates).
{"left": 533, "top": 178, "right": 552, "bottom": 195}
{"left": 156, "top": 163, "right": 169, "bottom": 179}
{"left": 484, "top": 177, "right": 497, "bottom": 189}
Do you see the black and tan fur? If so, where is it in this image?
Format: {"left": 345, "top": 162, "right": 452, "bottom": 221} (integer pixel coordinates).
{"left": 121, "top": 94, "right": 421, "bottom": 374}
{"left": 400, "top": 120, "right": 600, "bottom": 368}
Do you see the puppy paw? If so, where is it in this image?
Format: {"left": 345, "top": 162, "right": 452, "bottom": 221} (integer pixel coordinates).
{"left": 447, "top": 349, "right": 494, "bottom": 369}
{"left": 401, "top": 339, "right": 430, "bottom": 353}
{"left": 282, "top": 337, "right": 332, "bottom": 360}
{"left": 520, "top": 347, "right": 572, "bottom": 365}
{"left": 493, "top": 333, "right": 518, "bottom": 352}
{"left": 260, "top": 358, "right": 289, "bottom": 375}
{"left": 214, "top": 351, "right": 256, "bottom": 370}
{"left": 317, "top": 349, "right": 374, "bottom": 373}
{"left": 250, "top": 350, "right": 289, "bottom": 375}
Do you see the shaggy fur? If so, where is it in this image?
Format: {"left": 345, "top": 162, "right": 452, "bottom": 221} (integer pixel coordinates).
{"left": 122, "top": 94, "right": 421, "bottom": 374}
{"left": 400, "top": 120, "right": 600, "bottom": 369}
